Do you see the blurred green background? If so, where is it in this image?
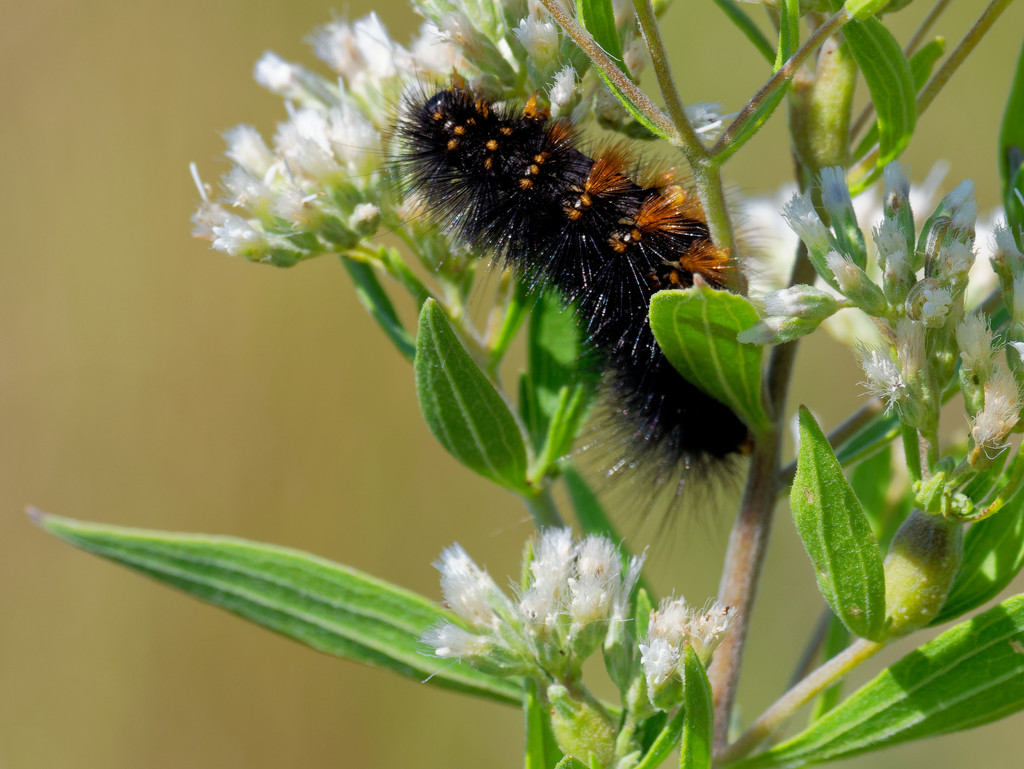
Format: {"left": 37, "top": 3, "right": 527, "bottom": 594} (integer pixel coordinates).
{"left": 3, "top": 1, "right": 1023, "bottom": 767}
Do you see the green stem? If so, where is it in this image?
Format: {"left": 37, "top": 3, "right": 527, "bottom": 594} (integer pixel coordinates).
{"left": 632, "top": 0, "right": 705, "bottom": 157}
{"left": 715, "top": 638, "right": 884, "bottom": 764}
{"left": 905, "top": 0, "right": 954, "bottom": 58}
{"left": 537, "top": 0, "right": 677, "bottom": 140}
{"left": 525, "top": 486, "right": 565, "bottom": 529}
{"left": 710, "top": 9, "right": 850, "bottom": 161}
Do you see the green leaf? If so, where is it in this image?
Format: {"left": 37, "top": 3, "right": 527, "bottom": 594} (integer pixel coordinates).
{"left": 531, "top": 386, "right": 592, "bottom": 481}
{"left": 525, "top": 290, "right": 592, "bottom": 446}
{"left": 526, "top": 677, "right": 564, "bottom": 769}
{"left": 933, "top": 492, "right": 1024, "bottom": 625}
{"left": 849, "top": 445, "right": 892, "bottom": 538}
{"left": 853, "top": 37, "right": 944, "bottom": 162}
{"left": 633, "top": 707, "right": 685, "bottom": 769}
{"left": 649, "top": 287, "right": 770, "bottom": 436}
{"left": 341, "top": 258, "right": 415, "bottom": 361}
{"left": 711, "top": 0, "right": 774, "bottom": 64}
{"left": 576, "top": 0, "right": 624, "bottom": 68}
{"left": 735, "top": 594, "right": 1024, "bottom": 768}
{"left": 843, "top": 0, "right": 890, "bottom": 20}
{"left": 680, "top": 645, "right": 714, "bottom": 769}
{"left": 833, "top": 409, "right": 900, "bottom": 469}
{"left": 576, "top": 0, "right": 669, "bottom": 139}
{"left": 415, "top": 299, "right": 530, "bottom": 494}
{"left": 1000, "top": 38, "right": 1024, "bottom": 237}
{"left": 33, "top": 512, "right": 522, "bottom": 704}
{"left": 791, "top": 407, "right": 887, "bottom": 641}
{"left": 845, "top": 18, "right": 916, "bottom": 186}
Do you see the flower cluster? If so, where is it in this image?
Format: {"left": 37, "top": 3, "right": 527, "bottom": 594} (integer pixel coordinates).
{"left": 745, "top": 164, "right": 1024, "bottom": 486}
{"left": 423, "top": 529, "right": 731, "bottom": 719}
{"left": 423, "top": 529, "right": 644, "bottom": 681}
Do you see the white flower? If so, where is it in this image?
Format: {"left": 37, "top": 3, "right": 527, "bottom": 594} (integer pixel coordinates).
{"left": 311, "top": 13, "right": 404, "bottom": 83}
{"left": 548, "top": 66, "right": 578, "bottom": 116}
{"left": 254, "top": 51, "right": 303, "bottom": 96}
{"left": 859, "top": 345, "right": 905, "bottom": 408}
{"left": 515, "top": 15, "right": 558, "bottom": 63}
{"left": 224, "top": 125, "right": 277, "bottom": 178}
{"left": 918, "top": 286, "right": 952, "bottom": 327}
{"left": 422, "top": 623, "right": 490, "bottom": 658}
{"left": 211, "top": 213, "right": 265, "bottom": 256}
{"left": 436, "top": 544, "right": 504, "bottom": 631}
{"left": 819, "top": 166, "right": 853, "bottom": 222}
{"left": 956, "top": 314, "right": 994, "bottom": 377}
{"left": 519, "top": 528, "right": 574, "bottom": 632}
{"left": 782, "top": 194, "right": 831, "bottom": 255}
{"left": 972, "top": 364, "right": 1022, "bottom": 453}
{"left": 946, "top": 179, "right": 977, "bottom": 234}
{"left": 894, "top": 317, "right": 926, "bottom": 379}
{"left": 639, "top": 637, "right": 679, "bottom": 687}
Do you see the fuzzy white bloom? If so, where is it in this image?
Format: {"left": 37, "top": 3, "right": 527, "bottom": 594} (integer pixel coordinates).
{"left": 956, "top": 314, "right": 994, "bottom": 377}
{"left": 326, "top": 103, "right": 382, "bottom": 175}
{"left": 919, "top": 286, "right": 953, "bottom": 327}
{"left": 783, "top": 194, "right": 831, "bottom": 254}
{"left": 568, "top": 536, "right": 619, "bottom": 626}
{"left": 519, "top": 528, "right": 574, "bottom": 631}
{"left": 515, "top": 14, "right": 558, "bottom": 62}
{"left": 611, "top": 553, "right": 644, "bottom": 622}
{"left": 422, "top": 623, "right": 490, "bottom": 658}
{"left": 638, "top": 637, "right": 679, "bottom": 687}
{"left": 859, "top": 345, "right": 905, "bottom": 408}
{"left": 436, "top": 544, "right": 503, "bottom": 630}
{"left": 212, "top": 214, "right": 265, "bottom": 256}
{"left": 972, "top": 364, "right": 1023, "bottom": 452}
{"left": 883, "top": 162, "right": 911, "bottom": 207}
{"left": 935, "top": 240, "right": 976, "bottom": 286}
{"left": 349, "top": 202, "right": 380, "bottom": 229}
{"left": 947, "top": 179, "right": 978, "bottom": 234}
{"left": 224, "top": 125, "right": 278, "bottom": 178}
{"left": 994, "top": 221, "right": 1024, "bottom": 260}
{"left": 254, "top": 51, "right": 305, "bottom": 98}
{"left": 686, "top": 103, "right": 727, "bottom": 141}
{"left": 819, "top": 166, "right": 852, "bottom": 220}
{"left": 873, "top": 217, "right": 909, "bottom": 267}
{"left": 548, "top": 66, "right": 579, "bottom": 116}
{"left": 894, "top": 317, "right": 926, "bottom": 379}
{"left": 687, "top": 602, "right": 733, "bottom": 660}
{"left": 647, "top": 597, "right": 692, "bottom": 646}
{"left": 275, "top": 108, "right": 340, "bottom": 180}
{"left": 825, "top": 250, "right": 860, "bottom": 294}
{"left": 222, "top": 167, "right": 273, "bottom": 211}
{"left": 311, "top": 13, "right": 404, "bottom": 83}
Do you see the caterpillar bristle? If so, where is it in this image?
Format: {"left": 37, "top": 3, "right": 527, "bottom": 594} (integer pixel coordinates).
{"left": 393, "top": 80, "right": 751, "bottom": 507}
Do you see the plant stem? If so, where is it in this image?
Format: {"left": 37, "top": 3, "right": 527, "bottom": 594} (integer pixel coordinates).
{"left": 906, "top": 0, "right": 954, "bottom": 58}
{"left": 709, "top": 247, "right": 814, "bottom": 752}
{"left": 710, "top": 9, "right": 850, "bottom": 162}
{"left": 849, "top": 0, "right": 1015, "bottom": 182}
{"left": 538, "top": 0, "right": 677, "bottom": 141}
{"left": 525, "top": 485, "right": 565, "bottom": 528}
{"left": 632, "top": 0, "right": 705, "bottom": 157}
{"left": 716, "top": 637, "right": 884, "bottom": 764}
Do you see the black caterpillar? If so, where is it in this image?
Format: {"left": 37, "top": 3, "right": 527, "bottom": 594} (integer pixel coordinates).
{"left": 394, "top": 81, "right": 750, "bottom": 492}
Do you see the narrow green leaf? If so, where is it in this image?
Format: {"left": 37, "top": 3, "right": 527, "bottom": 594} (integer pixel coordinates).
{"left": 526, "top": 677, "right": 564, "bottom": 769}
{"left": 532, "top": 385, "right": 592, "bottom": 480}
{"left": 649, "top": 287, "right": 770, "bottom": 436}
{"left": 576, "top": 0, "right": 670, "bottom": 139}
{"left": 810, "top": 615, "right": 851, "bottom": 721}
{"left": 1000, "top": 38, "right": 1024, "bottom": 236}
{"left": 341, "top": 258, "right": 415, "bottom": 361}
{"left": 711, "top": 0, "right": 775, "bottom": 64}
{"left": 680, "top": 645, "right": 713, "bottom": 769}
{"left": 843, "top": 0, "right": 890, "bottom": 20}
{"left": 845, "top": 18, "right": 916, "bottom": 183}
{"left": 415, "top": 299, "right": 530, "bottom": 493}
{"left": 853, "top": 37, "right": 944, "bottom": 161}
{"left": 792, "top": 407, "right": 887, "bottom": 641}
{"left": 833, "top": 410, "right": 900, "bottom": 474}
{"left": 735, "top": 594, "right": 1024, "bottom": 768}
{"left": 576, "top": 0, "right": 624, "bottom": 68}
{"left": 527, "top": 290, "right": 591, "bottom": 438}
{"left": 849, "top": 445, "right": 892, "bottom": 538}
{"left": 933, "top": 492, "right": 1024, "bottom": 625}
{"left": 33, "top": 512, "right": 522, "bottom": 704}
{"left": 633, "top": 707, "right": 685, "bottom": 769}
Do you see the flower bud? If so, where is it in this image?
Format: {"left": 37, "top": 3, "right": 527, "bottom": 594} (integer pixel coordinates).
{"left": 547, "top": 684, "right": 617, "bottom": 768}
{"left": 883, "top": 510, "right": 964, "bottom": 636}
